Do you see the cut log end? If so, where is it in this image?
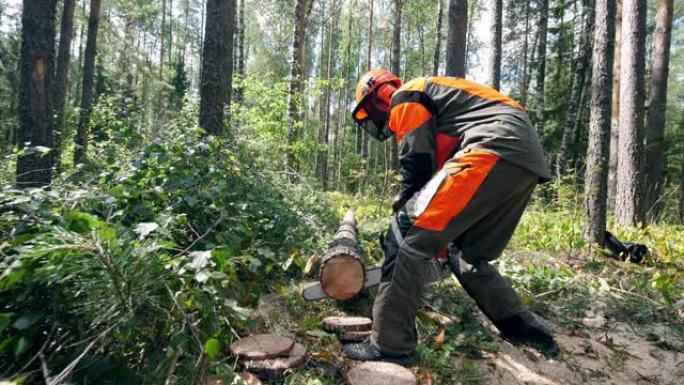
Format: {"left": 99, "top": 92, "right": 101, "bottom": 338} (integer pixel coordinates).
{"left": 346, "top": 361, "right": 417, "bottom": 385}
{"left": 320, "top": 255, "right": 365, "bottom": 300}
{"left": 229, "top": 334, "right": 295, "bottom": 360}
{"left": 323, "top": 316, "right": 372, "bottom": 333}
{"left": 242, "top": 342, "right": 308, "bottom": 379}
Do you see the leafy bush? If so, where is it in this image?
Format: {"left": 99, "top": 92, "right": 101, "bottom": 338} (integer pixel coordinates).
{"left": 0, "top": 124, "right": 336, "bottom": 383}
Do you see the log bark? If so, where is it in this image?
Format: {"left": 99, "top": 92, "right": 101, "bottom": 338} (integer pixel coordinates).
{"left": 583, "top": 0, "right": 616, "bottom": 245}
{"left": 323, "top": 316, "right": 372, "bottom": 333}
{"left": 319, "top": 208, "right": 365, "bottom": 300}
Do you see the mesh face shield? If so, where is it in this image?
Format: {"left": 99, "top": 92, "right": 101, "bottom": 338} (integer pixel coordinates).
{"left": 352, "top": 93, "right": 392, "bottom": 142}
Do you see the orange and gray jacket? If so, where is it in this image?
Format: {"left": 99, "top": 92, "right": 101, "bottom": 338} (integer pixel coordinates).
{"left": 388, "top": 76, "right": 551, "bottom": 207}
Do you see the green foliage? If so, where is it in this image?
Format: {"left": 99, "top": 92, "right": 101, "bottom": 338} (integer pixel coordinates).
{"left": 0, "top": 108, "right": 336, "bottom": 382}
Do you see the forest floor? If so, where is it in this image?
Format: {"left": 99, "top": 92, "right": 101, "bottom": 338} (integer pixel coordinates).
{"left": 237, "top": 212, "right": 684, "bottom": 385}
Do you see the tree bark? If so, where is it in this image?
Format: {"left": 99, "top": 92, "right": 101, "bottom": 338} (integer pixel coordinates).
{"left": 51, "top": 0, "right": 75, "bottom": 171}
{"left": 157, "top": 0, "right": 167, "bottom": 125}
{"left": 319, "top": 0, "right": 338, "bottom": 190}
{"left": 644, "top": 0, "right": 673, "bottom": 219}
{"left": 285, "top": 0, "right": 313, "bottom": 173}
{"left": 608, "top": 0, "right": 622, "bottom": 210}
{"left": 615, "top": 0, "right": 646, "bottom": 227}
{"left": 361, "top": 0, "right": 374, "bottom": 160}
{"left": 583, "top": 0, "right": 616, "bottom": 245}
{"left": 199, "top": 0, "right": 235, "bottom": 136}
{"left": 433, "top": 0, "right": 444, "bottom": 75}
{"left": 487, "top": 0, "right": 502, "bottom": 90}
{"left": 557, "top": 0, "right": 593, "bottom": 174}
{"left": 16, "top": 0, "right": 57, "bottom": 187}
{"left": 534, "top": 0, "right": 549, "bottom": 137}
{"left": 234, "top": 0, "right": 245, "bottom": 104}
{"left": 520, "top": 0, "right": 530, "bottom": 105}
{"left": 445, "top": 0, "right": 467, "bottom": 77}
{"left": 390, "top": 0, "right": 403, "bottom": 170}
{"left": 73, "top": 0, "right": 101, "bottom": 164}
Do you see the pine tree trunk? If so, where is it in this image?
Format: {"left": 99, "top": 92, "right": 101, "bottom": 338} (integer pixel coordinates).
{"left": 557, "top": 0, "right": 593, "bottom": 175}
{"left": 487, "top": 0, "right": 502, "bottom": 90}
{"left": 608, "top": 0, "right": 622, "bottom": 210}
{"left": 615, "top": 0, "right": 646, "bottom": 227}
{"left": 157, "top": 0, "right": 166, "bottom": 126}
{"left": 52, "top": 0, "right": 76, "bottom": 171}
{"left": 73, "top": 0, "right": 101, "bottom": 164}
{"left": 584, "top": 0, "right": 616, "bottom": 245}
{"left": 234, "top": 0, "right": 245, "bottom": 104}
{"left": 520, "top": 0, "right": 530, "bottom": 105}
{"left": 445, "top": 0, "right": 467, "bottom": 77}
{"left": 433, "top": 0, "right": 444, "bottom": 75}
{"left": 534, "top": 0, "right": 549, "bottom": 137}
{"left": 644, "top": 0, "right": 673, "bottom": 219}
{"left": 319, "top": 0, "right": 338, "bottom": 190}
{"left": 390, "top": 0, "right": 403, "bottom": 170}
{"left": 285, "top": 0, "right": 312, "bottom": 173}
{"left": 199, "top": 0, "right": 235, "bottom": 136}
{"left": 16, "top": 0, "right": 57, "bottom": 187}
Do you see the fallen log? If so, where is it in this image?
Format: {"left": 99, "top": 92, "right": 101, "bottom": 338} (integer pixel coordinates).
{"left": 346, "top": 361, "right": 417, "bottom": 385}
{"left": 319, "top": 208, "right": 366, "bottom": 300}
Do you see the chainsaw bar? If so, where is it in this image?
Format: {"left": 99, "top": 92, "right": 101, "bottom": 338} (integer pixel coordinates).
{"left": 302, "top": 266, "right": 383, "bottom": 301}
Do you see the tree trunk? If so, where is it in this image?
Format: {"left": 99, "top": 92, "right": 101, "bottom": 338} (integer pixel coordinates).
{"left": 362, "top": 0, "right": 374, "bottom": 159}
{"left": 52, "top": 0, "right": 76, "bottom": 171}
{"left": 235, "top": 0, "right": 245, "bottom": 104}
{"left": 285, "top": 0, "right": 313, "bottom": 173}
{"left": 680, "top": 147, "right": 684, "bottom": 223}
{"left": 615, "top": 0, "right": 646, "bottom": 227}
{"left": 433, "top": 0, "right": 444, "bottom": 75}
{"left": 520, "top": 0, "right": 530, "bottom": 105}
{"left": 73, "top": 0, "right": 102, "bottom": 164}
{"left": 584, "top": 0, "right": 616, "bottom": 245}
{"left": 557, "top": 0, "right": 593, "bottom": 174}
{"left": 319, "top": 0, "right": 338, "bottom": 190}
{"left": 534, "top": 0, "right": 549, "bottom": 137}
{"left": 157, "top": 0, "right": 166, "bottom": 126}
{"left": 644, "top": 0, "right": 673, "bottom": 219}
{"left": 390, "top": 0, "right": 403, "bottom": 170}
{"left": 487, "top": 0, "right": 502, "bottom": 90}
{"left": 16, "top": 0, "right": 57, "bottom": 187}
{"left": 199, "top": 0, "right": 235, "bottom": 136}
{"left": 608, "top": 0, "right": 622, "bottom": 210}
{"left": 445, "top": 0, "right": 467, "bottom": 77}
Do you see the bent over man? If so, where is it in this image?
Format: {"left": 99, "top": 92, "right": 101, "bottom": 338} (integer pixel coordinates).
{"left": 344, "top": 69, "right": 559, "bottom": 362}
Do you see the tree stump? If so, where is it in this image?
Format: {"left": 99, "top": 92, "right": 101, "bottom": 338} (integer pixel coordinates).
{"left": 323, "top": 316, "right": 372, "bottom": 333}
{"left": 319, "top": 208, "right": 366, "bottom": 300}
{"left": 338, "top": 330, "right": 372, "bottom": 342}
{"left": 242, "top": 342, "right": 308, "bottom": 379}
{"left": 346, "top": 362, "right": 417, "bottom": 385}
{"left": 230, "top": 334, "right": 295, "bottom": 360}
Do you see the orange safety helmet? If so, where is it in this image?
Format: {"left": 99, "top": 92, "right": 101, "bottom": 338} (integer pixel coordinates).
{"left": 353, "top": 69, "right": 403, "bottom": 122}
{"left": 352, "top": 69, "right": 403, "bottom": 140}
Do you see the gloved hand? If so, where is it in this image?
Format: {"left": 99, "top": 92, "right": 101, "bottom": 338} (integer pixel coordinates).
{"left": 391, "top": 194, "right": 408, "bottom": 213}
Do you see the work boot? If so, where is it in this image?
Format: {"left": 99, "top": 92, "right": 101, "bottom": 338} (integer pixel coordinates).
{"left": 343, "top": 340, "right": 418, "bottom": 366}
{"left": 494, "top": 311, "right": 560, "bottom": 358}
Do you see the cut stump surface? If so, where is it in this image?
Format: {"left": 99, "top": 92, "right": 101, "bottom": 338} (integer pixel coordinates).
{"left": 347, "top": 361, "right": 417, "bottom": 385}
{"left": 242, "top": 342, "right": 308, "bottom": 379}
{"left": 230, "top": 334, "right": 295, "bottom": 360}
{"left": 323, "top": 316, "right": 372, "bottom": 333}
